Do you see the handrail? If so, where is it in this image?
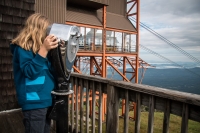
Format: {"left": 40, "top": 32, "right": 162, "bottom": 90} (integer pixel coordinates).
{"left": 67, "top": 72, "right": 200, "bottom": 133}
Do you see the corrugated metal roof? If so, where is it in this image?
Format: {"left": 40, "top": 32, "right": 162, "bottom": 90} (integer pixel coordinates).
{"left": 66, "top": 7, "right": 102, "bottom": 26}
{"left": 97, "top": 10, "right": 136, "bottom": 32}
{"left": 67, "top": 0, "right": 108, "bottom": 9}
{"left": 66, "top": 6, "right": 136, "bottom": 32}
{"left": 88, "top": 0, "right": 109, "bottom": 5}
{"left": 106, "top": 12, "right": 136, "bottom": 31}
{"left": 106, "top": 0, "right": 126, "bottom": 16}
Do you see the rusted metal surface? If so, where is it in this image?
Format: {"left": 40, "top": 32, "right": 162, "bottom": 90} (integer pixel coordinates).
{"left": 102, "top": 6, "right": 106, "bottom": 78}
{"left": 35, "top": 0, "right": 66, "bottom": 23}
{"left": 135, "top": 0, "right": 140, "bottom": 83}
{"left": 74, "top": 56, "right": 151, "bottom": 84}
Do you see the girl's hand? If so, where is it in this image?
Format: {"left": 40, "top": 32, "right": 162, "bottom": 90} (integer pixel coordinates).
{"left": 38, "top": 35, "right": 58, "bottom": 58}
{"left": 43, "top": 35, "right": 59, "bottom": 51}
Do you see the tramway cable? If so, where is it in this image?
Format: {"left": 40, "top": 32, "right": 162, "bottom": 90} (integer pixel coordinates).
{"left": 130, "top": 17, "right": 200, "bottom": 65}
{"left": 116, "top": 31, "right": 200, "bottom": 77}
{"left": 140, "top": 44, "right": 200, "bottom": 77}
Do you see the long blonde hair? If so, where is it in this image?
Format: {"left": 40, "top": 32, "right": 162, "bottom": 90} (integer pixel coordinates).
{"left": 12, "top": 13, "right": 51, "bottom": 54}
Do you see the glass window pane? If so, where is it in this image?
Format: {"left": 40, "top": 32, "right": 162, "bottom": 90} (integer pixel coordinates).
{"left": 115, "top": 32, "right": 122, "bottom": 52}
{"left": 95, "top": 29, "right": 102, "bottom": 51}
{"left": 124, "top": 33, "right": 130, "bottom": 52}
{"left": 130, "top": 34, "right": 136, "bottom": 52}
{"left": 106, "top": 30, "right": 115, "bottom": 52}
{"left": 79, "top": 27, "right": 85, "bottom": 50}
{"left": 86, "top": 28, "right": 94, "bottom": 51}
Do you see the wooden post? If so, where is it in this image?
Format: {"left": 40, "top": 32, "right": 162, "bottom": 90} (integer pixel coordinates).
{"left": 122, "top": 57, "right": 126, "bottom": 116}
{"left": 124, "top": 90, "right": 129, "bottom": 133}
{"left": 163, "top": 100, "right": 170, "bottom": 133}
{"left": 75, "top": 78, "right": 79, "bottom": 133}
{"left": 181, "top": 103, "right": 188, "bottom": 133}
{"left": 71, "top": 77, "right": 75, "bottom": 133}
{"left": 135, "top": 92, "right": 141, "bottom": 133}
{"left": 106, "top": 84, "right": 119, "bottom": 133}
{"left": 98, "top": 83, "right": 103, "bottom": 133}
{"left": 85, "top": 80, "right": 90, "bottom": 133}
{"left": 92, "top": 81, "right": 96, "bottom": 133}
{"left": 80, "top": 79, "right": 84, "bottom": 132}
{"left": 147, "top": 96, "right": 155, "bottom": 133}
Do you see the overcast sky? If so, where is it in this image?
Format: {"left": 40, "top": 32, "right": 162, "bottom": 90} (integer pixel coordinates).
{"left": 130, "top": 0, "right": 200, "bottom": 64}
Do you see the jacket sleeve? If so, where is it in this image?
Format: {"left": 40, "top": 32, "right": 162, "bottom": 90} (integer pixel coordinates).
{"left": 17, "top": 47, "right": 47, "bottom": 79}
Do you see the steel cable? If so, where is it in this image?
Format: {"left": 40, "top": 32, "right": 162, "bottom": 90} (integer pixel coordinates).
{"left": 130, "top": 17, "right": 200, "bottom": 65}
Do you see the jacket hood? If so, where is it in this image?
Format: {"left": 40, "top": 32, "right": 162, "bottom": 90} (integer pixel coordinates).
{"left": 10, "top": 44, "right": 17, "bottom": 55}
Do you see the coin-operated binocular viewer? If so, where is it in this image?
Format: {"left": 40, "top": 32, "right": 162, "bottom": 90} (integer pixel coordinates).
{"left": 47, "top": 23, "right": 81, "bottom": 133}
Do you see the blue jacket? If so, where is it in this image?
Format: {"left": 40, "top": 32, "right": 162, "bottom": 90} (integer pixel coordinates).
{"left": 10, "top": 44, "right": 56, "bottom": 111}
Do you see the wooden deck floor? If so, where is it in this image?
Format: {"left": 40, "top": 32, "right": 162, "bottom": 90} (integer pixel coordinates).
{"left": 0, "top": 109, "right": 24, "bottom": 133}
{"left": 0, "top": 109, "right": 56, "bottom": 133}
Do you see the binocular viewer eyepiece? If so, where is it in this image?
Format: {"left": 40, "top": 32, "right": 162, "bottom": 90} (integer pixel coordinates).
{"left": 47, "top": 23, "right": 82, "bottom": 92}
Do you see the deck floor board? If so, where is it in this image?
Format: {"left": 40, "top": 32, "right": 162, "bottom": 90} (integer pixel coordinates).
{"left": 0, "top": 109, "right": 56, "bottom": 133}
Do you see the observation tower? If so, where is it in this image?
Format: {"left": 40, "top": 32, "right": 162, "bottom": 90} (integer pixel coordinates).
{"left": 67, "top": 0, "right": 142, "bottom": 82}
{"left": 35, "top": 0, "right": 150, "bottom": 121}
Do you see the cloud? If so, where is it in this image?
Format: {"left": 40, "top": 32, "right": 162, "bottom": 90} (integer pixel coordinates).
{"left": 141, "top": 0, "right": 200, "bottom": 16}
{"left": 137, "top": 0, "right": 200, "bottom": 63}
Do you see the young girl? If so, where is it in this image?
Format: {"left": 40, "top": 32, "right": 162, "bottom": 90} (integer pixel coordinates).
{"left": 10, "top": 13, "right": 58, "bottom": 133}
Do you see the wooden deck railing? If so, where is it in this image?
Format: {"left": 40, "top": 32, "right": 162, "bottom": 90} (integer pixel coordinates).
{"left": 64, "top": 72, "right": 200, "bottom": 133}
